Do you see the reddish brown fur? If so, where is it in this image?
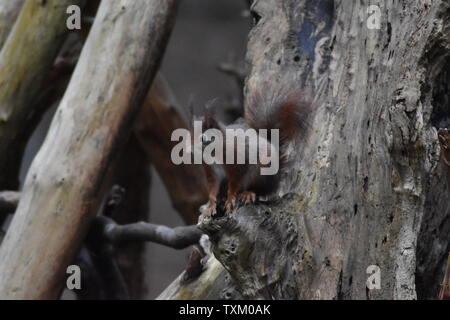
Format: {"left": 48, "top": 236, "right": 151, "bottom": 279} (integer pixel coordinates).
{"left": 199, "top": 90, "right": 312, "bottom": 215}
{"left": 246, "top": 90, "right": 312, "bottom": 143}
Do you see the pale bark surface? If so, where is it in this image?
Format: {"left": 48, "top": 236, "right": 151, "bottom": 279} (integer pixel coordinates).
{"left": 0, "top": 0, "right": 178, "bottom": 299}
{"left": 157, "top": 256, "right": 240, "bottom": 300}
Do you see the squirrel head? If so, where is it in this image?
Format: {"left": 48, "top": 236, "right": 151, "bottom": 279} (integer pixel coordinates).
{"left": 186, "top": 99, "right": 221, "bottom": 155}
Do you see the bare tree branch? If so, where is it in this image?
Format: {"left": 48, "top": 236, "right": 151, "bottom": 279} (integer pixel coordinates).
{"left": 0, "top": 191, "right": 19, "bottom": 215}
{"left": 80, "top": 181, "right": 201, "bottom": 299}
{"left": 0, "top": 187, "right": 202, "bottom": 250}
{"left": 97, "top": 216, "right": 203, "bottom": 249}
{"left": 0, "top": 191, "right": 19, "bottom": 228}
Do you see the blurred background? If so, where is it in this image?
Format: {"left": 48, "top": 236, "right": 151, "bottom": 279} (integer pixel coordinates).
{"left": 18, "top": 0, "right": 251, "bottom": 299}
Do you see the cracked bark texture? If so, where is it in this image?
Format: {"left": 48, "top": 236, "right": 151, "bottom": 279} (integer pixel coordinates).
{"left": 198, "top": 0, "right": 450, "bottom": 300}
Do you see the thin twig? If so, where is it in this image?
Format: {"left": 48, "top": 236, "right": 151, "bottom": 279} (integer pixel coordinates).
{"left": 97, "top": 215, "right": 203, "bottom": 249}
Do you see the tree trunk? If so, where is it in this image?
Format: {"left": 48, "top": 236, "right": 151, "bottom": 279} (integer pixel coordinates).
{"left": 171, "top": 0, "right": 450, "bottom": 300}
{"left": 157, "top": 256, "right": 241, "bottom": 300}
{"left": 0, "top": 0, "right": 178, "bottom": 299}
{"left": 0, "top": 0, "right": 85, "bottom": 190}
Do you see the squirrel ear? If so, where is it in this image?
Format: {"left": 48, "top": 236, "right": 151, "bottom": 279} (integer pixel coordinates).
{"left": 186, "top": 95, "right": 195, "bottom": 130}
{"left": 203, "top": 98, "right": 219, "bottom": 128}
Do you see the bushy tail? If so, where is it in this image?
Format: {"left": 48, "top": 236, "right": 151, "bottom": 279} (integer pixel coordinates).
{"left": 242, "top": 88, "right": 312, "bottom": 196}
{"left": 245, "top": 89, "right": 312, "bottom": 146}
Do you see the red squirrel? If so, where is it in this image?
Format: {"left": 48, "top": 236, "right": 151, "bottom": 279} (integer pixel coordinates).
{"left": 190, "top": 90, "right": 311, "bottom": 215}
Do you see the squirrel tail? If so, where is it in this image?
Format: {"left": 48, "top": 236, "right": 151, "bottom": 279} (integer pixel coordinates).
{"left": 239, "top": 89, "right": 312, "bottom": 196}
{"left": 245, "top": 89, "right": 312, "bottom": 146}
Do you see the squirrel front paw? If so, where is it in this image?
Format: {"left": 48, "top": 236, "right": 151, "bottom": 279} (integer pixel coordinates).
{"left": 201, "top": 199, "right": 217, "bottom": 216}
{"left": 224, "top": 195, "right": 237, "bottom": 214}
{"left": 239, "top": 191, "right": 256, "bottom": 205}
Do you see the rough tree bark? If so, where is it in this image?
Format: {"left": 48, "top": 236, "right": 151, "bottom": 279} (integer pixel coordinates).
{"left": 162, "top": 0, "right": 450, "bottom": 300}
{"left": 0, "top": 0, "right": 178, "bottom": 299}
